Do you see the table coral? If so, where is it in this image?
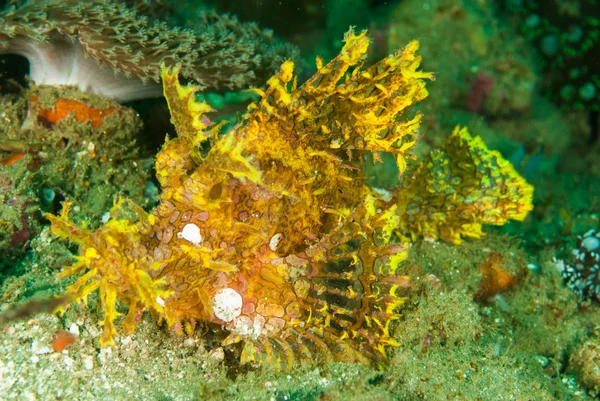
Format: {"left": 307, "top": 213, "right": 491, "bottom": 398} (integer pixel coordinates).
{"left": 0, "top": 0, "right": 297, "bottom": 101}
{"left": 47, "top": 30, "right": 533, "bottom": 370}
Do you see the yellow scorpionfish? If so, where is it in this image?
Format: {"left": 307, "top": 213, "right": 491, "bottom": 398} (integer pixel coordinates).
{"left": 48, "top": 30, "right": 533, "bottom": 370}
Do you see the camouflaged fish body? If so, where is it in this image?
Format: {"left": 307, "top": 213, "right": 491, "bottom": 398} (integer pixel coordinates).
{"left": 48, "top": 30, "right": 533, "bottom": 369}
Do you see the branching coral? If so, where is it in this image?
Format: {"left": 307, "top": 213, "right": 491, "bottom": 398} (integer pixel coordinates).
{"left": 0, "top": 0, "right": 297, "bottom": 101}
{"left": 47, "top": 30, "right": 533, "bottom": 370}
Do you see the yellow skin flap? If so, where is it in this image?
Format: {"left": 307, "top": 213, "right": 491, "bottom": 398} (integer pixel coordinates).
{"left": 48, "top": 30, "right": 533, "bottom": 370}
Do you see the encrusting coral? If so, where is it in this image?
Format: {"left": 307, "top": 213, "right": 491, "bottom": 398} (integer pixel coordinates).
{"left": 0, "top": 0, "right": 297, "bottom": 101}
{"left": 47, "top": 30, "right": 534, "bottom": 370}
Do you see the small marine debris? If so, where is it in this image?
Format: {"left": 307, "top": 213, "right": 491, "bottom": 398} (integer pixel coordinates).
{"left": 51, "top": 330, "right": 77, "bottom": 352}
{"left": 474, "top": 253, "right": 518, "bottom": 301}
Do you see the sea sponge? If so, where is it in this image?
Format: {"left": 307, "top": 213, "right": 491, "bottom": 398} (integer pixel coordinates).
{"left": 0, "top": 0, "right": 298, "bottom": 101}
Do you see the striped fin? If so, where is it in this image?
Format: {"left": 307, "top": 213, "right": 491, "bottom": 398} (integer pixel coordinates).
{"left": 294, "top": 201, "right": 410, "bottom": 365}
{"left": 302, "top": 233, "right": 409, "bottom": 362}
{"left": 236, "top": 200, "right": 411, "bottom": 370}
{"left": 240, "top": 329, "right": 331, "bottom": 370}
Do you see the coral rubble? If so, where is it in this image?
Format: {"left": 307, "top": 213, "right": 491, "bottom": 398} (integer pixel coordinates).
{"left": 47, "top": 30, "right": 533, "bottom": 370}
{"left": 0, "top": 84, "right": 150, "bottom": 265}
{"left": 569, "top": 339, "right": 600, "bottom": 397}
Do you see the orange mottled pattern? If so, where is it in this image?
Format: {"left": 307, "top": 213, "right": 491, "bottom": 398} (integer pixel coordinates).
{"left": 52, "top": 331, "right": 78, "bottom": 352}
{"left": 1, "top": 152, "right": 26, "bottom": 166}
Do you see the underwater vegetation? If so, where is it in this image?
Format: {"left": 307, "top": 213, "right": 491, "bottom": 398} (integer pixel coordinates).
{"left": 46, "top": 29, "right": 533, "bottom": 370}
{"left": 1, "top": 1, "right": 600, "bottom": 400}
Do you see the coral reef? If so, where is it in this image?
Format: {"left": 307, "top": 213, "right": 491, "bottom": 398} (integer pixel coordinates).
{"left": 0, "top": 0, "right": 297, "bottom": 101}
{"left": 46, "top": 30, "right": 533, "bottom": 370}
{"left": 385, "top": 0, "right": 574, "bottom": 172}
{"left": 387, "top": 0, "right": 538, "bottom": 122}
{"left": 500, "top": 0, "right": 600, "bottom": 111}
{"left": 394, "top": 234, "right": 600, "bottom": 400}
{"left": 0, "top": 159, "right": 39, "bottom": 259}
{"left": 3, "top": 1, "right": 600, "bottom": 398}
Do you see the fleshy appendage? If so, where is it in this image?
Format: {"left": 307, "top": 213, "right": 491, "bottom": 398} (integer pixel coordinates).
{"left": 46, "top": 200, "right": 172, "bottom": 345}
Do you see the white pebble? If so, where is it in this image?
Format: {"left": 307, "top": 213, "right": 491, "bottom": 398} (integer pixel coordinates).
{"left": 82, "top": 355, "right": 94, "bottom": 370}
{"left": 31, "top": 340, "right": 53, "bottom": 355}
{"left": 209, "top": 347, "right": 224, "bottom": 361}
{"left": 582, "top": 235, "right": 600, "bottom": 252}
{"left": 69, "top": 323, "right": 80, "bottom": 336}
{"left": 98, "top": 348, "right": 112, "bottom": 365}
{"left": 86, "top": 324, "right": 101, "bottom": 338}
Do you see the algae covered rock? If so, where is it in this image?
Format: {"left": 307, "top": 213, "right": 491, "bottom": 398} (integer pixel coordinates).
{"left": 570, "top": 340, "right": 600, "bottom": 397}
